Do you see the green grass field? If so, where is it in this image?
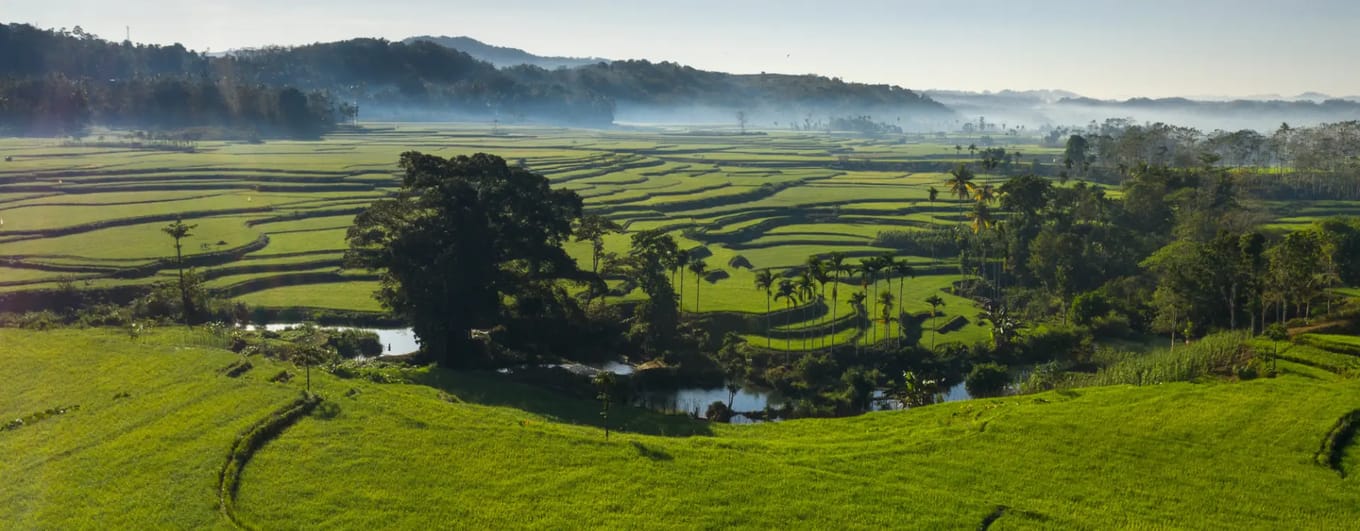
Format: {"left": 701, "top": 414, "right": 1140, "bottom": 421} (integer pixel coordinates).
{"left": 2, "top": 327, "right": 1358, "bottom": 528}
{"left": 3, "top": 124, "right": 1358, "bottom": 350}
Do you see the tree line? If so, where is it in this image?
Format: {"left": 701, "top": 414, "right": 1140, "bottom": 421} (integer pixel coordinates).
{"left": 1054, "top": 119, "right": 1360, "bottom": 199}
{"left": 919, "top": 157, "right": 1359, "bottom": 350}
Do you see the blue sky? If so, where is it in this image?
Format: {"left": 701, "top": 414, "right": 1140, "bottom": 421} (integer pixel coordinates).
{"left": 7, "top": 0, "right": 1359, "bottom": 99}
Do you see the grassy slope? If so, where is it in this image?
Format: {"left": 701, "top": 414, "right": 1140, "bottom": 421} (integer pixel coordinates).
{"left": 2, "top": 328, "right": 1358, "bottom": 528}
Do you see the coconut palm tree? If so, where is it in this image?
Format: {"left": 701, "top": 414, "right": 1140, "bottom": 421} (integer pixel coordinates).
{"left": 891, "top": 259, "right": 915, "bottom": 347}
{"left": 878, "top": 292, "right": 895, "bottom": 346}
{"left": 968, "top": 201, "right": 996, "bottom": 297}
{"left": 858, "top": 258, "right": 878, "bottom": 343}
{"left": 946, "top": 164, "right": 976, "bottom": 223}
{"left": 674, "top": 249, "right": 690, "bottom": 309}
{"left": 796, "top": 270, "right": 817, "bottom": 350}
{"left": 848, "top": 291, "right": 867, "bottom": 356}
{"left": 775, "top": 278, "right": 799, "bottom": 359}
{"left": 968, "top": 200, "right": 995, "bottom": 235}
{"left": 688, "top": 258, "right": 708, "bottom": 313}
{"left": 806, "top": 256, "right": 831, "bottom": 349}
{"left": 924, "top": 294, "right": 945, "bottom": 350}
{"left": 754, "top": 269, "right": 774, "bottom": 348}
{"left": 825, "top": 252, "right": 847, "bottom": 354}
{"left": 971, "top": 183, "right": 997, "bottom": 205}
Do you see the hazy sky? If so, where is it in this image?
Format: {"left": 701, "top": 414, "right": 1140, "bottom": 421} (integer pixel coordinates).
{"left": 7, "top": 0, "right": 1360, "bottom": 99}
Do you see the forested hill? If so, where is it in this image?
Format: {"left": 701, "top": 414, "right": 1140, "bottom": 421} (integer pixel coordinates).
{"left": 403, "top": 35, "right": 606, "bottom": 69}
{"left": 0, "top": 22, "right": 954, "bottom": 136}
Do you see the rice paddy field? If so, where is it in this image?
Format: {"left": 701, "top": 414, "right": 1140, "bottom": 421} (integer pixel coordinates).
{"left": 3, "top": 123, "right": 1358, "bottom": 350}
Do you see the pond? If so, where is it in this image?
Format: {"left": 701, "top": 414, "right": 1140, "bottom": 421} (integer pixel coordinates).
{"left": 262, "top": 324, "right": 420, "bottom": 356}
{"left": 260, "top": 324, "right": 1007, "bottom": 420}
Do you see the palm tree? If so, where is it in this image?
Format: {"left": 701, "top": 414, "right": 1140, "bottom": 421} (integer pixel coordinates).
{"left": 775, "top": 279, "right": 799, "bottom": 359}
{"left": 967, "top": 143, "right": 977, "bottom": 156}
{"left": 971, "top": 183, "right": 996, "bottom": 205}
{"left": 954, "top": 144, "right": 962, "bottom": 156}
{"left": 848, "top": 291, "right": 867, "bottom": 356}
{"left": 878, "top": 292, "right": 895, "bottom": 346}
{"left": 796, "top": 271, "right": 816, "bottom": 350}
{"left": 754, "top": 269, "right": 774, "bottom": 348}
{"left": 674, "top": 249, "right": 690, "bottom": 309}
{"left": 891, "top": 259, "right": 915, "bottom": 347}
{"left": 688, "top": 258, "right": 708, "bottom": 313}
{"left": 825, "top": 252, "right": 847, "bottom": 354}
{"left": 162, "top": 218, "right": 198, "bottom": 326}
{"left": 858, "top": 258, "right": 878, "bottom": 343}
{"left": 924, "top": 294, "right": 945, "bottom": 350}
{"left": 927, "top": 186, "right": 940, "bottom": 259}
{"left": 968, "top": 200, "right": 995, "bottom": 235}
{"left": 876, "top": 252, "right": 897, "bottom": 344}
{"left": 968, "top": 201, "right": 996, "bottom": 297}
{"left": 946, "top": 164, "right": 976, "bottom": 223}
{"left": 806, "top": 256, "right": 831, "bottom": 349}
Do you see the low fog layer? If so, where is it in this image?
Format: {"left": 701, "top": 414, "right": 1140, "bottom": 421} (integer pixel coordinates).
{"left": 928, "top": 90, "right": 1360, "bottom": 133}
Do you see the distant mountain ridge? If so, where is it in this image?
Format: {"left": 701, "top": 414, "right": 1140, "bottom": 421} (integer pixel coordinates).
{"left": 403, "top": 35, "right": 606, "bottom": 69}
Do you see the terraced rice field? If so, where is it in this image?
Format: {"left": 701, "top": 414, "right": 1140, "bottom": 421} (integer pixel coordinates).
{"left": 2, "top": 124, "right": 1356, "bottom": 350}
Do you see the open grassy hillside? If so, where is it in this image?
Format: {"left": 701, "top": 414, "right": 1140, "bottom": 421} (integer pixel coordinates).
{"left": 3, "top": 327, "right": 1358, "bottom": 528}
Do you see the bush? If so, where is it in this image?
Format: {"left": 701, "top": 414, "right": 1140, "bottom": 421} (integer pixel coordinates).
{"left": 75, "top": 303, "right": 132, "bottom": 327}
{"left": 1069, "top": 292, "right": 1111, "bottom": 326}
{"left": 705, "top": 401, "right": 733, "bottom": 422}
{"left": 327, "top": 329, "right": 383, "bottom": 358}
{"left": 965, "top": 362, "right": 1010, "bottom": 397}
{"left": 1090, "top": 311, "right": 1132, "bottom": 339}
{"left": 8, "top": 311, "right": 62, "bottom": 330}
{"left": 1015, "top": 324, "right": 1089, "bottom": 364}
{"left": 1018, "top": 362, "right": 1063, "bottom": 394}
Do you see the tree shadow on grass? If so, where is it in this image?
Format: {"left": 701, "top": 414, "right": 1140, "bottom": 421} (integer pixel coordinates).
{"left": 630, "top": 441, "right": 674, "bottom": 461}
{"left": 410, "top": 369, "right": 713, "bottom": 438}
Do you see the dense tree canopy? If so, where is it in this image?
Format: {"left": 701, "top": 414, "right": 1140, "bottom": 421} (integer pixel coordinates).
{"left": 344, "top": 152, "right": 584, "bottom": 367}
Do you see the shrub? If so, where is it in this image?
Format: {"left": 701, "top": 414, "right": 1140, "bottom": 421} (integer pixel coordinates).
{"left": 1090, "top": 311, "right": 1133, "bottom": 339}
{"left": 965, "top": 362, "right": 1010, "bottom": 397}
{"left": 1018, "top": 362, "right": 1064, "bottom": 394}
{"left": 705, "top": 401, "right": 733, "bottom": 422}
{"left": 327, "top": 329, "right": 383, "bottom": 358}
{"left": 1069, "top": 292, "right": 1111, "bottom": 326}
{"left": 1015, "top": 324, "right": 1089, "bottom": 364}
{"left": 10, "top": 311, "right": 61, "bottom": 330}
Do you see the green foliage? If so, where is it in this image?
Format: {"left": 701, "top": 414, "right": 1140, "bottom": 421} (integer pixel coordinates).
{"left": 326, "top": 329, "right": 383, "bottom": 358}
{"left": 345, "top": 152, "right": 584, "bottom": 367}
{"left": 1078, "top": 332, "right": 1252, "bottom": 387}
{"left": 965, "top": 362, "right": 1010, "bottom": 397}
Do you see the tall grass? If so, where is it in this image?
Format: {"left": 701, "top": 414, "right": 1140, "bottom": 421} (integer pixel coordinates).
{"left": 1076, "top": 332, "right": 1252, "bottom": 387}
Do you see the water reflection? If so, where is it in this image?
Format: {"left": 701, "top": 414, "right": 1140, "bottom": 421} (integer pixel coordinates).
{"left": 262, "top": 324, "right": 420, "bottom": 356}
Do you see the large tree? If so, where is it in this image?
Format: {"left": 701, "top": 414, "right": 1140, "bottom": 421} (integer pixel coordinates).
{"left": 161, "top": 218, "right": 197, "bottom": 325}
{"left": 345, "top": 152, "right": 583, "bottom": 367}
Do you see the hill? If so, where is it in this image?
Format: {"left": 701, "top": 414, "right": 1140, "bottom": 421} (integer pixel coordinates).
{"left": 3, "top": 327, "right": 1358, "bottom": 527}
{"left": 0, "top": 22, "right": 953, "bottom": 132}
{"left": 404, "top": 35, "right": 607, "bottom": 69}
